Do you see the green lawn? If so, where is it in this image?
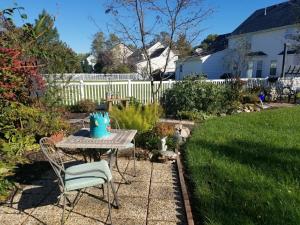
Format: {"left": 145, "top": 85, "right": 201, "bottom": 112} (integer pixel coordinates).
{"left": 185, "top": 106, "right": 300, "bottom": 225}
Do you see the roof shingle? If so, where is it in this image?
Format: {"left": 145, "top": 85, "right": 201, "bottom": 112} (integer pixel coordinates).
{"left": 232, "top": 1, "right": 300, "bottom": 36}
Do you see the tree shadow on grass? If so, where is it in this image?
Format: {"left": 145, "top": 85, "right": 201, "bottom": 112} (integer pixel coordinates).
{"left": 185, "top": 139, "right": 300, "bottom": 225}
{"left": 195, "top": 139, "right": 300, "bottom": 182}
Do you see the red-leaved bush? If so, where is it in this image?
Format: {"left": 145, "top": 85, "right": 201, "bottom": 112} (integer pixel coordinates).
{"left": 0, "top": 47, "right": 45, "bottom": 104}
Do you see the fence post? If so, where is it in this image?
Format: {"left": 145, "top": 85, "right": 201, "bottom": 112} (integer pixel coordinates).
{"left": 128, "top": 79, "right": 132, "bottom": 97}
{"left": 168, "top": 79, "right": 172, "bottom": 89}
{"left": 80, "top": 79, "right": 85, "bottom": 100}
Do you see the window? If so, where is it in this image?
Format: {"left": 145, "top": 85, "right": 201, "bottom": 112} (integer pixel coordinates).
{"left": 256, "top": 60, "right": 263, "bottom": 78}
{"left": 180, "top": 65, "right": 183, "bottom": 72}
{"left": 246, "top": 61, "right": 254, "bottom": 78}
{"left": 270, "top": 60, "right": 277, "bottom": 76}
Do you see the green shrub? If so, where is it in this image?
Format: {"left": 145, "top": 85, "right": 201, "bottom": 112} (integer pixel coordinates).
{"left": 162, "top": 80, "right": 239, "bottom": 118}
{"left": 135, "top": 130, "right": 160, "bottom": 150}
{"left": 177, "top": 110, "right": 212, "bottom": 121}
{"left": 69, "top": 99, "right": 97, "bottom": 113}
{"left": 110, "top": 104, "right": 162, "bottom": 132}
{"left": 241, "top": 93, "right": 260, "bottom": 104}
{"left": 0, "top": 103, "right": 69, "bottom": 178}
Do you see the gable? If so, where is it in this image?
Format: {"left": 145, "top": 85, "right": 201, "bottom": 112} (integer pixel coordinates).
{"left": 232, "top": 1, "right": 300, "bottom": 36}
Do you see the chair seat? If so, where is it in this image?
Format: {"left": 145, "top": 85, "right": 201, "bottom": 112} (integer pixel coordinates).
{"left": 64, "top": 160, "right": 112, "bottom": 192}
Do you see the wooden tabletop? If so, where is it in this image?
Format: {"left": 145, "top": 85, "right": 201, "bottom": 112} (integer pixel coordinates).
{"left": 55, "top": 128, "right": 137, "bottom": 149}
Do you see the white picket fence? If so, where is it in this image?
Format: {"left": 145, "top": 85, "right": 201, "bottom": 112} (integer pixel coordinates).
{"left": 45, "top": 73, "right": 143, "bottom": 81}
{"left": 57, "top": 80, "right": 175, "bottom": 105}
{"left": 56, "top": 77, "right": 300, "bottom": 105}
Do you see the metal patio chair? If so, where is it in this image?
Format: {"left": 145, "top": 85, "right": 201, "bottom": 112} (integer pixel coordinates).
{"left": 39, "top": 137, "right": 115, "bottom": 225}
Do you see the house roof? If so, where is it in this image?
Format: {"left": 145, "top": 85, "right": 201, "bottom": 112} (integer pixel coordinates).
{"left": 278, "top": 49, "right": 299, "bottom": 54}
{"left": 194, "top": 33, "right": 230, "bottom": 56}
{"left": 247, "top": 51, "right": 268, "bottom": 56}
{"left": 150, "top": 47, "right": 166, "bottom": 58}
{"left": 232, "top": 1, "right": 300, "bottom": 36}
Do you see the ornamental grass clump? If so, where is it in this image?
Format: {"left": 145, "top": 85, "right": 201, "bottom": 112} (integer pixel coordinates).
{"left": 110, "top": 103, "right": 162, "bottom": 132}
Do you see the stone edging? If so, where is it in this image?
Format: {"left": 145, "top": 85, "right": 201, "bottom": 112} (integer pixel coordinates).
{"left": 176, "top": 151, "right": 195, "bottom": 225}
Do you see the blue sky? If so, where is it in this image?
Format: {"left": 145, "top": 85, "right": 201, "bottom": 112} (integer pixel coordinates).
{"left": 0, "top": 0, "right": 285, "bottom": 53}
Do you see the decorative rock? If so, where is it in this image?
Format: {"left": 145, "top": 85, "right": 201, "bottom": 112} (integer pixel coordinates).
{"left": 160, "top": 150, "right": 177, "bottom": 160}
{"left": 174, "top": 124, "right": 183, "bottom": 130}
{"left": 174, "top": 130, "right": 183, "bottom": 145}
{"left": 180, "top": 127, "right": 190, "bottom": 138}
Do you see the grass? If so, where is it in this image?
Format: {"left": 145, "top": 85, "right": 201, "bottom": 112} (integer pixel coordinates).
{"left": 185, "top": 106, "right": 300, "bottom": 225}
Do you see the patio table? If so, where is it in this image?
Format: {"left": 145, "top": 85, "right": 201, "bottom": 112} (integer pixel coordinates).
{"left": 55, "top": 128, "right": 137, "bottom": 208}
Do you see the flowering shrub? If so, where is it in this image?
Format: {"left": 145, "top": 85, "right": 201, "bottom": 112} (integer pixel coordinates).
{"left": 0, "top": 48, "right": 45, "bottom": 104}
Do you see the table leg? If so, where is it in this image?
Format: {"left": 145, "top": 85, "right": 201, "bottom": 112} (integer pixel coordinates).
{"left": 133, "top": 139, "right": 136, "bottom": 177}
{"left": 108, "top": 150, "right": 120, "bottom": 208}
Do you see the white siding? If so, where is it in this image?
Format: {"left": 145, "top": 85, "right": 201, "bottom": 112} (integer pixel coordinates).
{"left": 229, "top": 25, "right": 300, "bottom": 78}
{"left": 201, "top": 49, "right": 228, "bottom": 79}
{"left": 136, "top": 47, "right": 178, "bottom": 74}
{"left": 175, "top": 57, "right": 202, "bottom": 80}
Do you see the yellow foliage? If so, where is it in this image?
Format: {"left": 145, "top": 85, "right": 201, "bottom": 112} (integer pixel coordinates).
{"left": 109, "top": 104, "right": 163, "bottom": 132}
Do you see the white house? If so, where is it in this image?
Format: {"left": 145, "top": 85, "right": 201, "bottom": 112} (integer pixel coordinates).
{"left": 133, "top": 42, "right": 178, "bottom": 75}
{"left": 110, "top": 43, "right": 133, "bottom": 64}
{"left": 86, "top": 54, "right": 97, "bottom": 68}
{"left": 176, "top": 0, "right": 300, "bottom": 80}
{"left": 175, "top": 50, "right": 229, "bottom": 80}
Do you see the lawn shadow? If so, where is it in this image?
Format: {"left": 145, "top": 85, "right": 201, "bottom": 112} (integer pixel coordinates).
{"left": 195, "top": 139, "right": 300, "bottom": 182}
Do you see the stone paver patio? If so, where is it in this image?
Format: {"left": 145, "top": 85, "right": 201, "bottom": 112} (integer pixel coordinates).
{"left": 0, "top": 158, "right": 186, "bottom": 225}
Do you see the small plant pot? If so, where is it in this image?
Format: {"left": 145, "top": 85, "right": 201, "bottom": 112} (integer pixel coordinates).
{"left": 50, "top": 132, "right": 64, "bottom": 143}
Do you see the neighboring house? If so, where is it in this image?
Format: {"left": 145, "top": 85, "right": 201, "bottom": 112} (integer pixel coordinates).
{"left": 84, "top": 43, "right": 133, "bottom": 71}
{"left": 110, "top": 43, "right": 133, "bottom": 64}
{"left": 131, "top": 42, "right": 178, "bottom": 76}
{"left": 86, "top": 54, "right": 97, "bottom": 68}
{"left": 175, "top": 49, "right": 229, "bottom": 80}
{"left": 176, "top": 1, "right": 300, "bottom": 80}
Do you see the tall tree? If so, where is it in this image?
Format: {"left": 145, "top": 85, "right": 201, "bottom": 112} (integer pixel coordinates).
{"left": 106, "top": 0, "right": 213, "bottom": 102}
{"left": 32, "top": 10, "right": 81, "bottom": 74}
{"left": 176, "top": 34, "right": 192, "bottom": 58}
{"left": 106, "top": 33, "right": 121, "bottom": 49}
{"left": 150, "top": 31, "right": 171, "bottom": 46}
{"left": 91, "top": 32, "right": 106, "bottom": 57}
{"left": 33, "top": 10, "right": 59, "bottom": 44}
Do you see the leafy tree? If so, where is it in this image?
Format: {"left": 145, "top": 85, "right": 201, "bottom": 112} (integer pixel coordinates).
{"left": 106, "top": 0, "right": 213, "bottom": 102}
{"left": 91, "top": 32, "right": 106, "bottom": 57}
{"left": 32, "top": 10, "right": 81, "bottom": 74}
{"left": 33, "top": 10, "right": 59, "bottom": 44}
{"left": 176, "top": 34, "right": 192, "bottom": 58}
{"left": 198, "top": 34, "right": 218, "bottom": 53}
{"left": 106, "top": 33, "right": 120, "bottom": 49}
{"left": 150, "top": 31, "right": 171, "bottom": 46}
{"left": 94, "top": 51, "right": 114, "bottom": 73}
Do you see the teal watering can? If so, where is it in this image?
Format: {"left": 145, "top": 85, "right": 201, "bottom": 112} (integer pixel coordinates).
{"left": 90, "top": 112, "right": 111, "bottom": 138}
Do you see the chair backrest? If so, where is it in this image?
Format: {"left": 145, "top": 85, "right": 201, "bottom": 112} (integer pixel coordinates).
{"left": 39, "top": 137, "right": 65, "bottom": 190}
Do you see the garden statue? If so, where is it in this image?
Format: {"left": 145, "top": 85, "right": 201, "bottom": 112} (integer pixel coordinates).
{"left": 160, "top": 136, "right": 168, "bottom": 151}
